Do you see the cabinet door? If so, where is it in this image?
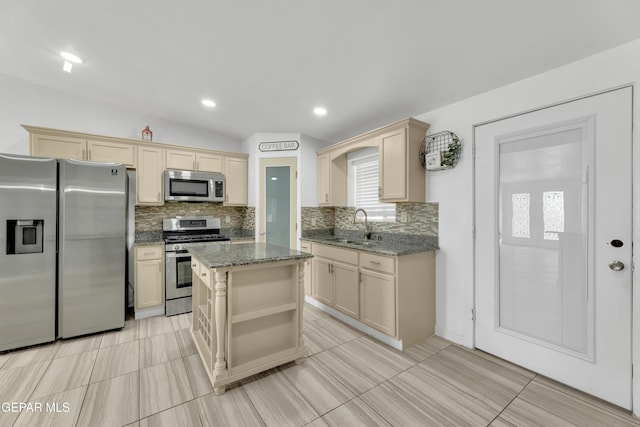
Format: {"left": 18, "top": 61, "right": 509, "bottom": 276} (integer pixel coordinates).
{"left": 196, "top": 152, "right": 223, "bottom": 172}
{"left": 31, "top": 135, "right": 86, "bottom": 160}
{"left": 135, "top": 258, "right": 163, "bottom": 310}
{"left": 166, "top": 149, "right": 196, "bottom": 170}
{"left": 224, "top": 156, "right": 248, "bottom": 206}
{"left": 318, "top": 153, "right": 331, "bottom": 205}
{"left": 300, "top": 242, "right": 313, "bottom": 296}
{"left": 379, "top": 127, "right": 407, "bottom": 201}
{"left": 313, "top": 257, "right": 333, "bottom": 306}
{"left": 87, "top": 140, "right": 136, "bottom": 167}
{"left": 137, "top": 146, "right": 165, "bottom": 205}
{"left": 360, "top": 270, "right": 396, "bottom": 336}
{"left": 333, "top": 261, "right": 359, "bottom": 318}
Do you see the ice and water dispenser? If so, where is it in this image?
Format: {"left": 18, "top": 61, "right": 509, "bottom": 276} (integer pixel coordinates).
{"left": 6, "top": 220, "right": 44, "bottom": 254}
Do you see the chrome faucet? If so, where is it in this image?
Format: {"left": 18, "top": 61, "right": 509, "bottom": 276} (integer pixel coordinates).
{"left": 352, "top": 208, "right": 369, "bottom": 240}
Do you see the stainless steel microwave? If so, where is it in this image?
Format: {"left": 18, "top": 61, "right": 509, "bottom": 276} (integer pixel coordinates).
{"left": 164, "top": 170, "right": 225, "bottom": 202}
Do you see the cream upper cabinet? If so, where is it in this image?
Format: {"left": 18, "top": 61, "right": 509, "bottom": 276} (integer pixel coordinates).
{"left": 317, "top": 118, "right": 429, "bottom": 205}
{"left": 316, "top": 153, "right": 346, "bottom": 206}
{"left": 196, "top": 152, "right": 223, "bottom": 172}
{"left": 134, "top": 245, "right": 164, "bottom": 310}
{"left": 378, "top": 120, "right": 429, "bottom": 203}
{"left": 31, "top": 132, "right": 135, "bottom": 167}
{"left": 318, "top": 153, "right": 331, "bottom": 205}
{"left": 87, "top": 140, "right": 136, "bottom": 167}
{"left": 166, "top": 149, "right": 196, "bottom": 170}
{"left": 31, "top": 134, "right": 86, "bottom": 160}
{"left": 136, "top": 146, "right": 165, "bottom": 206}
{"left": 166, "top": 149, "right": 223, "bottom": 172}
{"left": 379, "top": 128, "right": 407, "bottom": 201}
{"left": 224, "top": 156, "right": 248, "bottom": 206}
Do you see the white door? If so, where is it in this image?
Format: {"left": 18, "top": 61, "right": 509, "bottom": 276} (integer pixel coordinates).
{"left": 475, "top": 87, "right": 633, "bottom": 409}
{"left": 259, "top": 157, "right": 297, "bottom": 248}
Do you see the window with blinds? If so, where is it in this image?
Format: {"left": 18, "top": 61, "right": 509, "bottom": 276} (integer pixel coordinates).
{"left": 348, "top": 150, "right": 396, "bottom": 222}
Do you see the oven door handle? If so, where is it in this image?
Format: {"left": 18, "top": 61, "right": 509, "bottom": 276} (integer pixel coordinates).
{"left": 166, "top": 251, "right": 190, "bottom": 258}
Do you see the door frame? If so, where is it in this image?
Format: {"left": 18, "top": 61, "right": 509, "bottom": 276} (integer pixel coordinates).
{"left": 471, "top": 84, "right": 635, "bottom": 411}
{"left": 259, "top": 157, "right": 298, "bottom": 249}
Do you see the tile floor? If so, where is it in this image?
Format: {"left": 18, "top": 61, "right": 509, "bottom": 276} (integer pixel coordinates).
{"left": 1, "top": 304, "right": 639, "bottom": 426}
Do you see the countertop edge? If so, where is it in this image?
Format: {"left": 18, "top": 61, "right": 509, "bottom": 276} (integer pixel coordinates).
{"left": 300, "top": 236, "right": 438, "bottom": 255}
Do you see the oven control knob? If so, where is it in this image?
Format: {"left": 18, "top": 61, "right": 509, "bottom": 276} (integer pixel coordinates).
{"left": 174, "top": 244, "right": 181, "bottom": 251}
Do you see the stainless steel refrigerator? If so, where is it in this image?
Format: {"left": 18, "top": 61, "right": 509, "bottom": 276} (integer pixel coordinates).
{"left": 0, "top": 153, "right": 126, "bottom": 351}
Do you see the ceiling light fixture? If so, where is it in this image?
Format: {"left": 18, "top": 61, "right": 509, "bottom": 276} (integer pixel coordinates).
{"left": 313, "top": 107, "right": 327, "bottom": 116}
{"left": 60, "top": 51, "right": 83, "bottom": 73}
{"left": 201, "top": 99, "right": 216, "bottom": 108}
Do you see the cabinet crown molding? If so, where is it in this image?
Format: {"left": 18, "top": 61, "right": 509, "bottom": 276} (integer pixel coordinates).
{"left": 21, "top": 124, "right": 248, "bottom": 158}
{"left": 316, "top": 117, "right": 429, "bottom": 156}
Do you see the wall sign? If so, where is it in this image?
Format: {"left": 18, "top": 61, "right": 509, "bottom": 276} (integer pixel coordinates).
{"left": 258, "top": 140, "right": 299, "bottom": 152}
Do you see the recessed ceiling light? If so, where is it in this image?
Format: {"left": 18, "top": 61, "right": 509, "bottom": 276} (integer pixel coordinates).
{"left": 313, "top": 107, "right": 327, "bottom": 116}
{"left": 60, "top": 51, "right": 82, "bottom": 73}
{"left": 60, "top": 51, "right": 83, "bottom": 64}
{"left": 201, "top": 99, "right": 216, "bottom": 108}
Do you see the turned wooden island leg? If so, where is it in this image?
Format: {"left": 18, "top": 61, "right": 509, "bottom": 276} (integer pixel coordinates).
{"left": 213, "top": 268, "right": 229, "bottom": 395}
{"left": 295, "top": 260, "right": 307, "bottom": 365}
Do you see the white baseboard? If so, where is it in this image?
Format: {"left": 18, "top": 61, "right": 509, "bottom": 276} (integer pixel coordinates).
{"left": 304, "top": 296, "right": 404, "bottom": 351}
{"left": 134, "top": 305, "right": 165, "bottom": 320}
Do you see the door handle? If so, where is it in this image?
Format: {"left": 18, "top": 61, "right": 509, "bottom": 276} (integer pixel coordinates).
{"left": 609, "top": 260, "right": 625, "bottom": 271}
{"left": 259, "top": 230, "right": 266, "bottom": 235}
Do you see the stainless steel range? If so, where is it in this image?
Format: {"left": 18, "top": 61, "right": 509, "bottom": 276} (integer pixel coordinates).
{"left": 163, "top": 216, "right": 230, "bottom": 316}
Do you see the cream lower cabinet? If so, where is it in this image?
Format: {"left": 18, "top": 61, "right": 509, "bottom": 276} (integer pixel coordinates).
{"left": 360, "top": 269, "right": 396, "bottom": 336}
{"left": 313, "top": 257, "right": 333, "bottom": 306}
{"left": 134, "top": 245, "right": 164, "bottom": 310}
{"left": 300, "top": 241, "right": 313, "bottom": 296}
{"left": 136, "top": 146, "right": 165, "bottom": 205}
{"left": 311, "top": 244, "right": 359, "bottom": 318}
{"left": 310, "top": 243, "right": 435, "bottom": 347}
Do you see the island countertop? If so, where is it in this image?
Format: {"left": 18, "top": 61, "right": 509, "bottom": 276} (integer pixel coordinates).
{"left": 187, "top": 242, "right": 313, "bottom": 268}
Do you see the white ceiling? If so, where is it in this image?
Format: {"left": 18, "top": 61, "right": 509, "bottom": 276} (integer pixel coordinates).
{"left": 2, "top": 1, "right": 640, "bottom": 143}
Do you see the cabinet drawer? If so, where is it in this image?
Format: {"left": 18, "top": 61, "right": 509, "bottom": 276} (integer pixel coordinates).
{"left": 359, "top": 252, "right": 395, "bottom": 274}
{"left": 191, "top": 257, "right": 201, "bottom": 277}
{"left": 313, "top": 243, "right": 358, "bottom": 265}
{"left": 300, "top": 241, "right": 312, "bottom": 253}
{"left": 135, "top": 245, "right": 163, "bottom": 261}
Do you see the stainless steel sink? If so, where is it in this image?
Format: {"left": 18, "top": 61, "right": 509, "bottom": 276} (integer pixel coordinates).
{"left": 322, "top": 237, "right": 378, "bottom": 246}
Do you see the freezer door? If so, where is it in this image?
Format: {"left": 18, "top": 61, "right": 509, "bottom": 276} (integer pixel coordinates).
{"left": 58, "top": 159, "right": 126, "bottom": 338}
{"left": 0, "top": 153, "right": 57, "bottom": 351}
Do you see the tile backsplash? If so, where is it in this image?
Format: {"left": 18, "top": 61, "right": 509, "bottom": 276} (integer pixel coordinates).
{"left": 135, "top": 202, "right": 255, "bottom": 232}
{"left": 302, "top": 203, "right": 438, "bottom": 237}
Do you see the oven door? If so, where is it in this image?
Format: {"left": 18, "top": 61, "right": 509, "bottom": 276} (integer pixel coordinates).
{"left": 165, "top": 250, "right": 193, "bottom": 300}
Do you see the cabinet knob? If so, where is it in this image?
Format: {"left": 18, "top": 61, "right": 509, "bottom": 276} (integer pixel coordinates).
{"left": 202, "top": 271, "right": 207, "bottom": 277}
{"left": 378, "top": 187, "right": 382, "bottom": 197}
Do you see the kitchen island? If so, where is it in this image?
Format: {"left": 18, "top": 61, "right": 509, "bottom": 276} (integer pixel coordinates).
{"left": 188, "top": 242, "right": 312, "bottom": 395}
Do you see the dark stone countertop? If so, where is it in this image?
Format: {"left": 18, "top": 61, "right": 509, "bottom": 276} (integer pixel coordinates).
{"left": 134, "top": 231, "right": 164, "bottom": 246}
{"left": 300, "top": 234, "right": 438, "bottom": 256}
{"left": 188, "top": 242, "right": 312, "bottom": 269}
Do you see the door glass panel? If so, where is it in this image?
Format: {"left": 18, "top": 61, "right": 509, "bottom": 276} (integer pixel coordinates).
{"left": 176, "top": 256, "right": 192, "bottom": 289}
{"left": 266, "top": 166, "right": 290, "bottom": 248}
{"left": 498, "top": 126, "right": 588, "bottom": 354}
